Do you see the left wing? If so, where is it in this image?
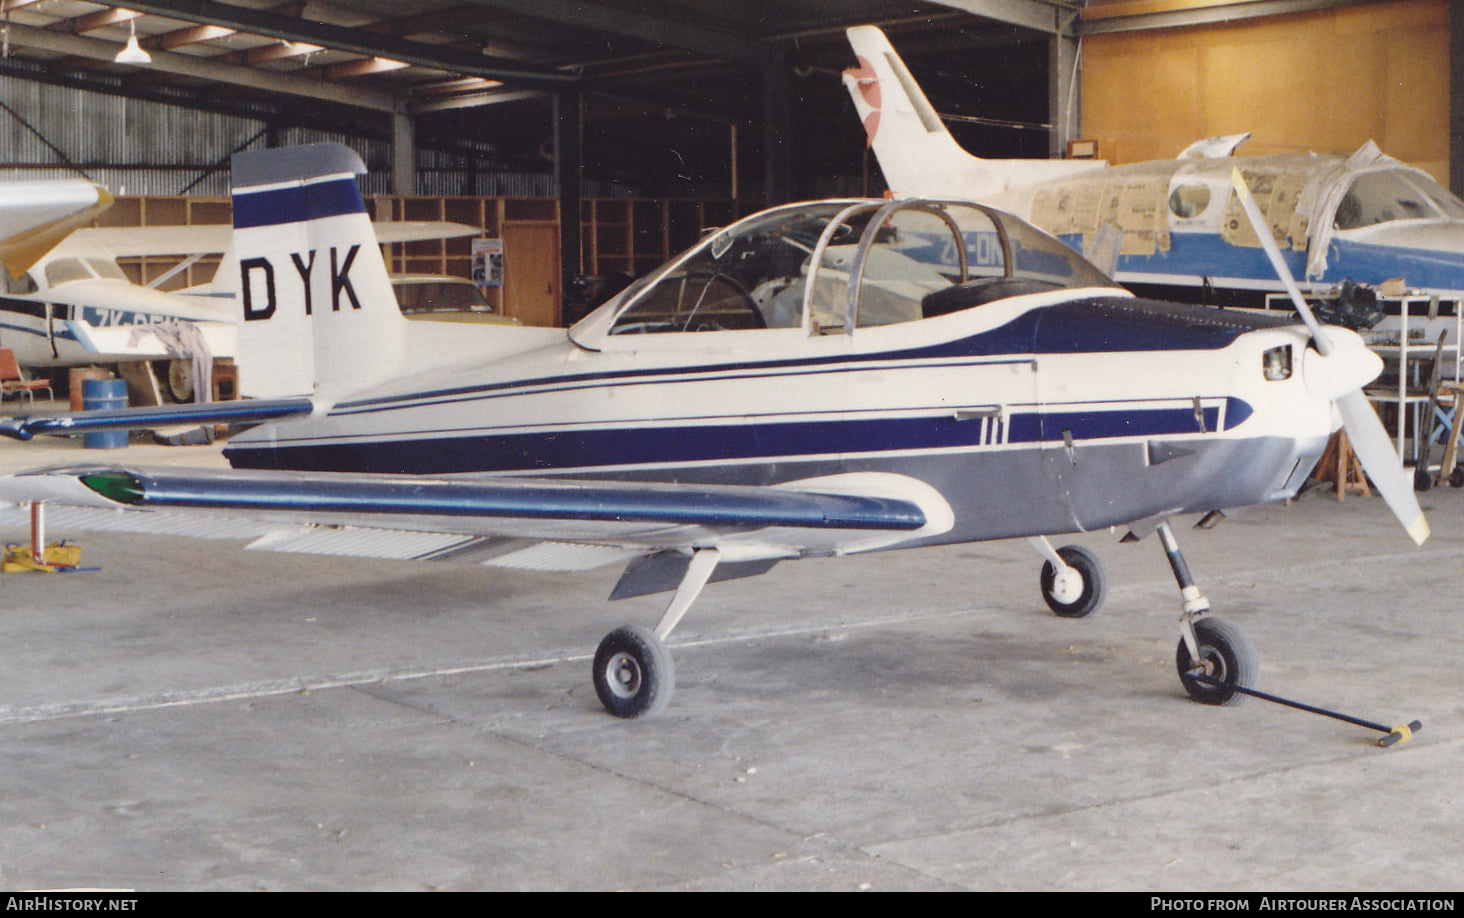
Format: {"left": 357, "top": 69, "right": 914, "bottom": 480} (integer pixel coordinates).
{"left": 0, "top": 466, "right": 952, "bottom": 574}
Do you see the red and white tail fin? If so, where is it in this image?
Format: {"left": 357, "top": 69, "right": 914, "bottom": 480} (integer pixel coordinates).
{"left": 843, "top": 26, "right": 1103, "bottom": 201}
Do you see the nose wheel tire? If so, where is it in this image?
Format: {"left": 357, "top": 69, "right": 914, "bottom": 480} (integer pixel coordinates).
{"left": 1176, "top": 616, "right": 1258, "bottom": 705}
{"left": 593, "top": 625, "right": 675, "bottom": 719}
{"left": 1039, "top": 545, "right": 1106, "bottom": 618}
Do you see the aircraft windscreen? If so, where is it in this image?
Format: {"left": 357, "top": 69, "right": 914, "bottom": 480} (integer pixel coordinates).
{"left": 42, "top": 257, "right": 128, "bottom": 286}
{"left": 43, "top": 258, "right": 94, "bottom": 287}
{"left": 1334, "top": 169, "right": 1464, "bottom": 230}
{"left": 609, "top": 202, "right": 859, "bottom": 334}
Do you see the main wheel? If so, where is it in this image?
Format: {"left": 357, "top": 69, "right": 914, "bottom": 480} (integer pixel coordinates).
{"left": 1039, "top": 545, "right": 1106, "bottom": 618}
{"left": 166, "top": 359, "right": 195, "bottom": 403}
{"left": 592, "top": 625, "right": 675, "bottom": 719}
{"left": 1176, "top": 616, "right": 1258, "bottom": 706}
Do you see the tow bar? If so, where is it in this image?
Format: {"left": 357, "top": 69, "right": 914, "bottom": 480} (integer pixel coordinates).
{"left": 1189, "top": 673, "right": 1421, "bottom": 747}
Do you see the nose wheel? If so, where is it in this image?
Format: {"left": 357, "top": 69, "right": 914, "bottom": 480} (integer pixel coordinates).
{"left": 1176, "top": 615, "right": 1258, "bottom": 705}
{"left": 1154, "top": 520, "right": 1260, "bottom": 704}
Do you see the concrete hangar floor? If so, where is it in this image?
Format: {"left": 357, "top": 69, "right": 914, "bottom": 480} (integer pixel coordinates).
{"left": 0, "top": 432, "right": 1459, "bottom": 891}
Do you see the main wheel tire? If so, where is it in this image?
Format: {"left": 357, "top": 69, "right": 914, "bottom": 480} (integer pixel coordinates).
{"left": 1176, "top": 616, "right": 1258, "bottom": 706}
{"left": 592, "top": 625, "right": 675, "bottom": 719}
{"left": 1039, "top": 545, "right": 1106, "bottom": 618}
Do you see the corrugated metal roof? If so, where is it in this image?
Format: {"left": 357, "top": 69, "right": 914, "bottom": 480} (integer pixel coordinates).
{"left": 0, "top": 2, "right": 1068, "bottom": 196}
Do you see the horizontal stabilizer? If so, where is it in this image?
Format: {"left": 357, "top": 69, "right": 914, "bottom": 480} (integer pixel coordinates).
{"left": 69, "top": 220, "right": 478, "bottom": 258}
{"left": 0, "top": 398, "right": 315, "bottom": 441}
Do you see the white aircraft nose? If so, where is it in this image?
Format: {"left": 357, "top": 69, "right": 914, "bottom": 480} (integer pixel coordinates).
{"left": 1300, "top": 327, "right": 1383, "bottom": 403}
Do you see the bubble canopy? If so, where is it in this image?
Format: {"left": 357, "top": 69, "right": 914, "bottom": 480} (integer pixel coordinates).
{"left": 571, "top": 198, "right": 1118, "bottom": 347}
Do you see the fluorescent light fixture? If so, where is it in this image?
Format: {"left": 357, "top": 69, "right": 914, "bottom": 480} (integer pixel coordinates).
{"left": 114, "top": 20, "right": 150, "bottom": 65}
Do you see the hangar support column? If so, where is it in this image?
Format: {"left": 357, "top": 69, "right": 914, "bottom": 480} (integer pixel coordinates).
{"left": 763, "top": 47, "right": 793, "bottom": 206}
{"left": 1452, "top": 2, "right": 1464, "bottom": 197}
{"left": 555, "top": 87, "right": 584, "bottom": 310}
{"left": 1048, "top": 17, "right": 1079, "bottom": 159}
{"left": 391, "top": 102, "right": 416, "bottom": 197}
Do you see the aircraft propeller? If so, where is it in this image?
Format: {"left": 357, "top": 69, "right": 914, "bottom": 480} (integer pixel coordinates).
{"left": 1230, "top": 167, "right": 1429, "bottom": 545}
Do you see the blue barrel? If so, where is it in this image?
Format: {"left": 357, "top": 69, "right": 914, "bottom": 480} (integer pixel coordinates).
{"left": 81, "top": 377, "right": 129, "bottom": 449}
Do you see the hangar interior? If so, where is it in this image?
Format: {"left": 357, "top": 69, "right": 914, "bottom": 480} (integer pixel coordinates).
{"left": 1, "top": 0, "right": 1464, "bottom": 894}
{"left": 0, "top": 0, "right": 1456, "bottom": 327}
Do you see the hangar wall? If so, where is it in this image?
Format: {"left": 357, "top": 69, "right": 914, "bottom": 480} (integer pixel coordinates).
{"left": 1079, "top": 0, "right": 1450, "bottom": 184}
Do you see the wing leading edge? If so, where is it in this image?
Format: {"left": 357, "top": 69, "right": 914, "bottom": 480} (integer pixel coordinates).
{"left": 0, "top": 467, "right": 946, "bottom": 570}
{"left": 65, "top": 467, "right": 930, "bottom": 531}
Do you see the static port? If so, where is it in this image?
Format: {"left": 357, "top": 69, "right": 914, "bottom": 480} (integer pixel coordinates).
{"left": 1263, "top": 345, "right": 1292, "bottom": 381}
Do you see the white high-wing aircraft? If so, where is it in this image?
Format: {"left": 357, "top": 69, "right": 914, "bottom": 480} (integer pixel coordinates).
{"left": 844, "top": 25, "right": 1464, "bottom": 304}
{"left": 0, "top": 144, "right": 1426, "bottom": 720}
{"left": 3, "top": 226, "right": 238, "bottom": 393}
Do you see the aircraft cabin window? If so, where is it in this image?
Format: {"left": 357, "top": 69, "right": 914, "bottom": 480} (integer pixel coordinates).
{"left": 1334, "top": 169, "right": 1464, "bottom": 230}
{"left": 852, "top": 206, "right": 978, "bottom": 328}
{"left": 43, "top": 258, "right": 92, "bottom": 287}
{"left": 85, "top": 258, "right": 128, "bottom": 281}
{"left": 1169, "top": 182, "right": 1212, "bottom": 219}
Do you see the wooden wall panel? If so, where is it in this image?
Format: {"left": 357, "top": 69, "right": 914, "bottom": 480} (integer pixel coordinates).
{"left": 1081, "top": 0, "right": 1449, "bottom": 182}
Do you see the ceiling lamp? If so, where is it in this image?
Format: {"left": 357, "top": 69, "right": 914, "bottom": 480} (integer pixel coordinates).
{"left": 114, "top": 20, "right": 151, "bottom": 65}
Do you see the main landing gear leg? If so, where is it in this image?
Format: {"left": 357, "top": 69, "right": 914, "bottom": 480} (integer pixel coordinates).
{"left": 1158, "top": 521, "right": 1258, "bottom": 705}
{"left": 592, "top": 548, "right": 720, "bottom": 719}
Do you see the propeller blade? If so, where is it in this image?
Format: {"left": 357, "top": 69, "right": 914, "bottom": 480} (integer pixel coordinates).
{"left": 1337, "top": 390, "right": 1430, "bottom": 544}
{"left": 1229, "top": 167, "right": 1329, "bottom": 351}
{"left": 1230, "top": 168, "right": 1429, "bottom": 544}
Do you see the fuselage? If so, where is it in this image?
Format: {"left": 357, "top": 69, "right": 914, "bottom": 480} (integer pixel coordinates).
{"left": 224, "top": 198, "right": 1334, "bottom": 547}
{"left": 0, "top": 255, "right": 236, "bottom": 367}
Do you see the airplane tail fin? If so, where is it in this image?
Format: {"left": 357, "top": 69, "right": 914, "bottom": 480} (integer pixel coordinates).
{"left": 843, "top": 26, "right": 997, "bottom": 199}
{"left": 843, "top": 26, "right": 1104, "bottom": 201}
{"left": 230, "top": 144, "right": 407, "bottom": 399}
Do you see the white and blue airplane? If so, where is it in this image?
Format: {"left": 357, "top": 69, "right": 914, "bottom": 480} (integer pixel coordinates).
{"left": 845, "top": 25, "right": 1464, "bottom": 305}
{"left": 0, "top": 143, "right": 1427, "bottom": 720}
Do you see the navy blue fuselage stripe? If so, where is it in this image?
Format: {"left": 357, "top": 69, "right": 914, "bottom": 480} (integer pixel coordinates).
{"left": 225, "top": 400, "right": 1249, "bottom": 474}
{"left": 232, "top": 177, "right": 365, "bottom": 229}
{"left": 329, "top": 298, "right": 1291, "bottom": 417}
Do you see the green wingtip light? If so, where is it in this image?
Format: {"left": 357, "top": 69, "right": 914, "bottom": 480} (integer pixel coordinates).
{"left": 80, "top": 472, "right": 145, "bottom": 505}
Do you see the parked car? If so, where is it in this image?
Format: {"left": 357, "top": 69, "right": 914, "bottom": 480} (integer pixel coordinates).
{"left": 391, "top": 275, "right": 520, "bottom": 325}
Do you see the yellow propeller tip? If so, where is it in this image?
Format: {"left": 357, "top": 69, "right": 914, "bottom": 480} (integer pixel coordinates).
{"left": 1408, "top": 516, "right": 1430, "bottom": 546}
